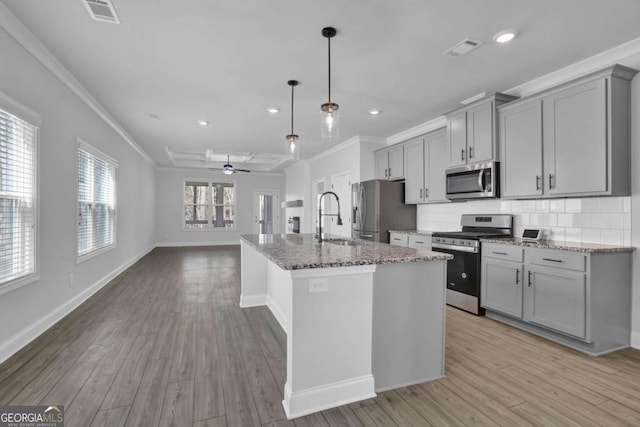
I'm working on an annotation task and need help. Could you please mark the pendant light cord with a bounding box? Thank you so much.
[290,83,295,134]
[327,36,331,103]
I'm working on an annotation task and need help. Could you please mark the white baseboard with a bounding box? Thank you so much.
[374,375,444,393]
[283,375,376,419]
[632,331,640,349]
[267,295,289,334]
[239,294,267,308]
[0,245,155,364]
[155,240,239,247]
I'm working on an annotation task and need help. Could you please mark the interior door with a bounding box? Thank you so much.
[253,190,280,234]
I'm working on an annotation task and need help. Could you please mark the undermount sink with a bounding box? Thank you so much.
[321,238,362,246]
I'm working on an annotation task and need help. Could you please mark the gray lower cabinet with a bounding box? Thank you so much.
[389,232,408,247]
[481,242,631,355]
[499,64,638,199]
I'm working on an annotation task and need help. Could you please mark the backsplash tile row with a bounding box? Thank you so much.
[416,196,631,246]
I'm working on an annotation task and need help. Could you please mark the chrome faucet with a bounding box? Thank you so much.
[318,191,343,243]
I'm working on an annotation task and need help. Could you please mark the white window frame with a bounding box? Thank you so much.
[0,92,40,296]
[77,139,118,264]
[183,179,236,231]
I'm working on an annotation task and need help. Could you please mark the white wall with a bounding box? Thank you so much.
[418,197,631,245]
[0,28,156,360]
[284,160,311,233]
[154,168,285,245]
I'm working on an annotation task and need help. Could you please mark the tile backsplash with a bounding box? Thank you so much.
[417,196,631,246]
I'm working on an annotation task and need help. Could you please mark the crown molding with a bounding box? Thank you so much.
[308,135,364,163]
[0,3,154,166]
[504,37,640,98]
[386,116,447,145]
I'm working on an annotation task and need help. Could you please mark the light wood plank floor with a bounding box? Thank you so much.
[1,246,640,426]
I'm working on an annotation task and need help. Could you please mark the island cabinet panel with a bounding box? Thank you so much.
[481,240,632,356]
[498,64,637,199]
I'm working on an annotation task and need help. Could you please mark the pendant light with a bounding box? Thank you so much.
[321,26,339,140]
[286,80,300,160]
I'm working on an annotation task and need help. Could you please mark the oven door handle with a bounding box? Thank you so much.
[432,242,478,253]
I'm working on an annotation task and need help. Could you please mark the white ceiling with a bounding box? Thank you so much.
[3,0,640,170]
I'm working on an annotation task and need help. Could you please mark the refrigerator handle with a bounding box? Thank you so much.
[360,185,366,226]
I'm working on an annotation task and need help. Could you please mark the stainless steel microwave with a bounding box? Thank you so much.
[445,162,499,200]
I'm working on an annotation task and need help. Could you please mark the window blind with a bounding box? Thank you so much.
[78,144,116,257]
[0,108,36,286]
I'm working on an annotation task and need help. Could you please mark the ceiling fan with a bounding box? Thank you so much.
[209,155,251,175]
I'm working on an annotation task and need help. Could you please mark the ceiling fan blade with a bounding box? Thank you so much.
[234,168,251,173]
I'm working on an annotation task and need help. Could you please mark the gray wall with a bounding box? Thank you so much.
[0,28,156,357]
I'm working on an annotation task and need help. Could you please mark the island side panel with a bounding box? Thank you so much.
[283,266,377,418]
[239,240,268,307]
[372,260,446,391]
[267,259,293,334]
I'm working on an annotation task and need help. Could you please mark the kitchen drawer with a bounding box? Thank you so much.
[389,232,409,246]
[526,248,586,272]
[482,243,523,262]
[408,234,431,250]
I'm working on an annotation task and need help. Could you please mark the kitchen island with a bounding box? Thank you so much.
[239,233,452,419]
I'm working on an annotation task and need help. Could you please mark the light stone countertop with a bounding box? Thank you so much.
[240,233,453,270]
[481,237,635,253]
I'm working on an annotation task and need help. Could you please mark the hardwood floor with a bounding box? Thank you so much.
[2,245,640,426]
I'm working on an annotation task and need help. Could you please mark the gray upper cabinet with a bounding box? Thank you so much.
[500,100,543,198]
[375,145,404,181]
[446,93,518,167]
[499,64,638,199]
[404,130,448,204]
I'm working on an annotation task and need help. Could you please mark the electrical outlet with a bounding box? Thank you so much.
[308,278,328,293]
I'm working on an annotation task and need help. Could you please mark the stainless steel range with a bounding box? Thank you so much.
[431,214,513,315]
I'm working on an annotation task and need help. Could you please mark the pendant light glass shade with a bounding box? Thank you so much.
[286,80,300,160]
[321,27,339,140]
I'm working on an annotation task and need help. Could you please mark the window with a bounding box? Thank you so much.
[184,181,235,229]
[0,106,36,287]
[77,142,117,260]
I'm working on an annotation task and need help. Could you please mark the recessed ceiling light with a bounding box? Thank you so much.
[494,29,518,44]
[368,109,381,116]
[198,120,209,126]
[267,107,280,114]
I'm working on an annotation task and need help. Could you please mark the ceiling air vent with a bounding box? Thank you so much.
[443,38,483,57]
[82,0,121,24]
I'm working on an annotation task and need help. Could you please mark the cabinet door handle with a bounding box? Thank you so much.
[388,168,392,177]
[415,241,424,244]
[542,258,563,263]
[461,148,465,161]
[549,174,555,189]
[425,188,429,198]
[536,175,541,191]
[468,146,473,159]
[384,168,388,178]
[492,251,508,255]
[419,188,423,199]
[516,269,520,285]
[528,271,533,287]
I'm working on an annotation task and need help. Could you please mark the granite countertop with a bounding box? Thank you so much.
[240,233,453,270]
[388,230,437,236]
[481,237,635,254]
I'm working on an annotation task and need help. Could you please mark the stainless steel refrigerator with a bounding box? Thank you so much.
[351,179,416,243]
